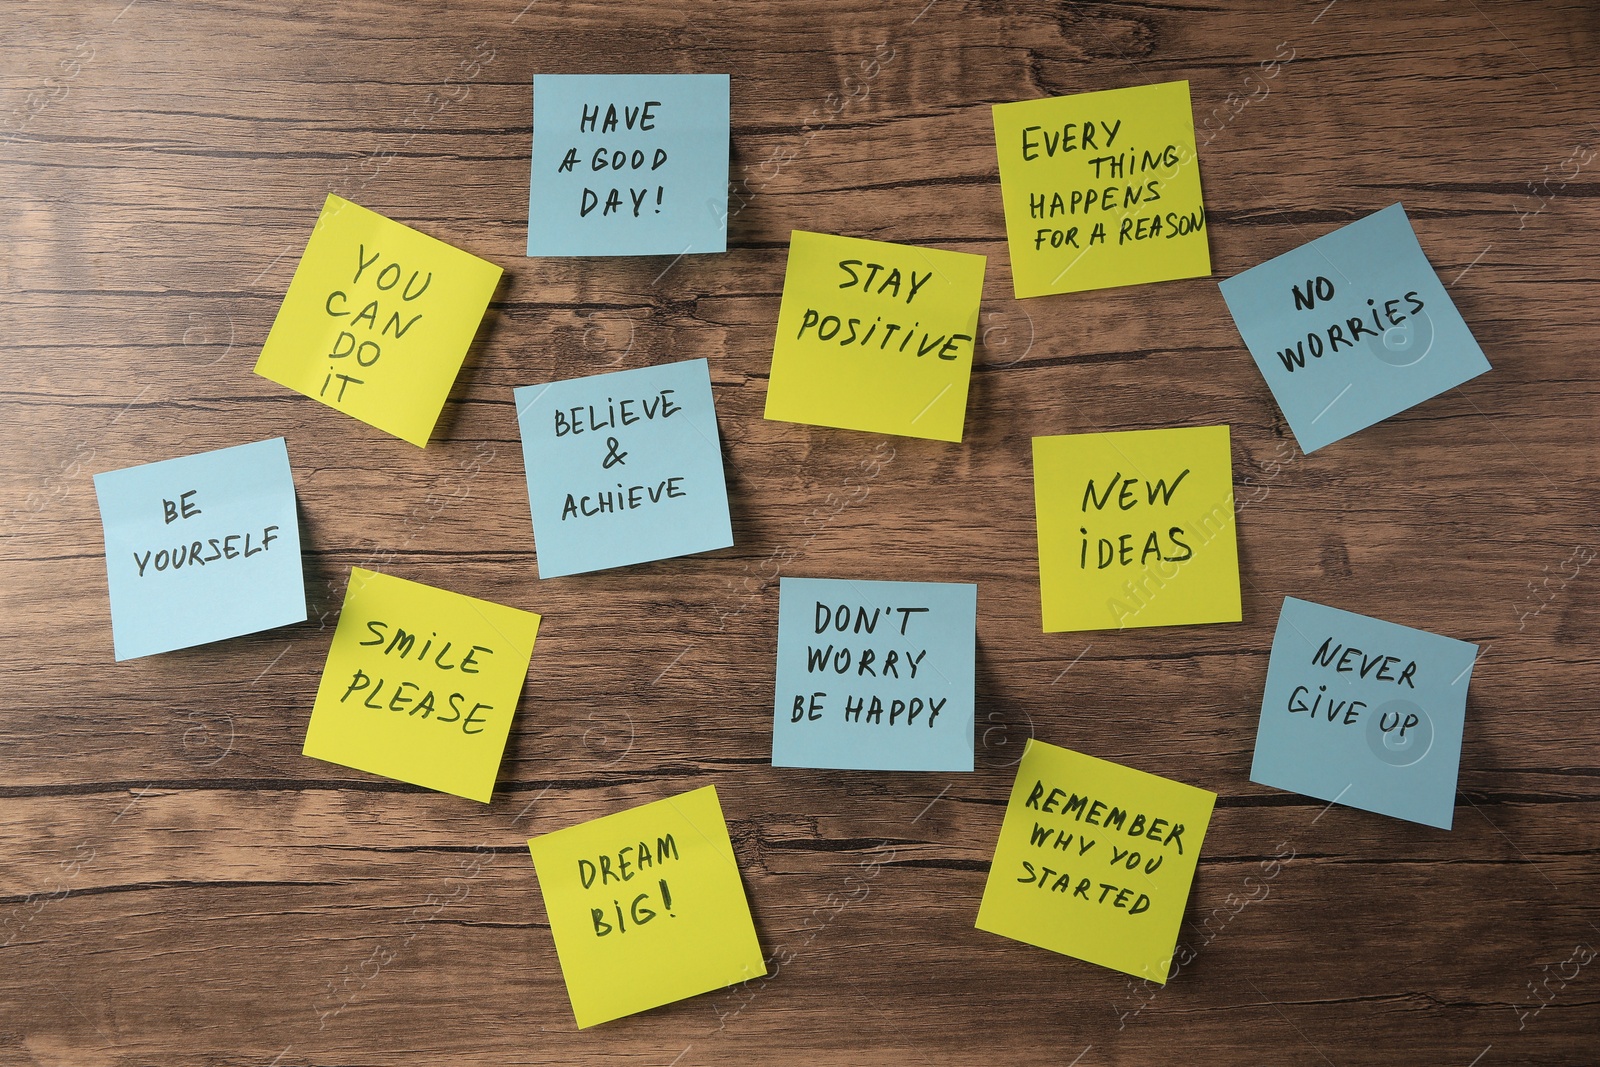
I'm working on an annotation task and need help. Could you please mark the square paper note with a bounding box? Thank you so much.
[302,568,540,803]
[527,785,766,1028]
[771,577,977,772]
[992,80,1209,298]
[528,74,730,256]
[1250,596,1478,829]
[1033,426,1240,633]
[94,437,305,661]
[256,194,503,446]
[1218,202,1491,453]
[514,358,733,578]
[764,231,987,442]
[977,738,1216,983]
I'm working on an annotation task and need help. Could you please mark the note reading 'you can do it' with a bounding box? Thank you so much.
[255,195,503,447]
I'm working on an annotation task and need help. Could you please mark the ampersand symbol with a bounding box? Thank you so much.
[602,436,628,469]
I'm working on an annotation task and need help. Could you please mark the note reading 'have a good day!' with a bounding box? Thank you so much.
[527,785,766,1028]
[977,738,1215,983]
[302,568,540,803]
[256,195,503,447]
[529,74,730,257]
[765,230,986,443]
[993,80,1209,298]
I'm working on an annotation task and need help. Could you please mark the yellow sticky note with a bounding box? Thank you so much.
[302,568,539,803]
[764,230,986,442]
[255,195,503,447]
[1033,425,1241,633]
[527,785,766,1028]
[976,738,1216,983]
[992,81,1209,298]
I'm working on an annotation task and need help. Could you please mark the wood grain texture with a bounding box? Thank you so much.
[2,0,1597,1063]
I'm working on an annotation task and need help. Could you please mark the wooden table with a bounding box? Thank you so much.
[2,2,1596,1063]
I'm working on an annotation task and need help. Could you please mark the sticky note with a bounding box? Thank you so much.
[527,785,766,1028]
[514,358,733,578]
[1218,203,1491,453]
[977,738,1215,983]
[93,438,306,661]
[528,74,730,257]
[771,577,977,771]
[1250,597,1478,829]
[764,231,987,442]
[302,568,539,803]
[992,81,1209,298]
[255,194,503,447]
[1033,426,1240,633]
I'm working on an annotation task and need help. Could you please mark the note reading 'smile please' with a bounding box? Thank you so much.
[302,568,539,803]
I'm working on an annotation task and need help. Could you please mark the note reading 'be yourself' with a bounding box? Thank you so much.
[94,437,306,661]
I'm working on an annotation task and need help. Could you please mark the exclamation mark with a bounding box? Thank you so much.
[655,186,663,214]
[660,878,674,917]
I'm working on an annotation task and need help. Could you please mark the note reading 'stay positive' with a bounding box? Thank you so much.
[528,74,730,256]
[1251,597,1478,829]
[1033,425,1241,633]
[514,358,733,578]
[527,785,766,1028]
[977,739,1215,983]
[301,568,540,803]
[771,577,978,772]
[1218,202,1491,453]
[254,195,503,447]
[93,438,306,661]
[992,80,1210,298]
[764,230,987,443]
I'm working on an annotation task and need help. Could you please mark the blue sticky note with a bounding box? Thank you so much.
[771,577,977,772]
[528,74,730,257]
[93,438,306,661]
[514,358,733,578]
[1250,597,1479,829]
[1219,203,1490,453]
